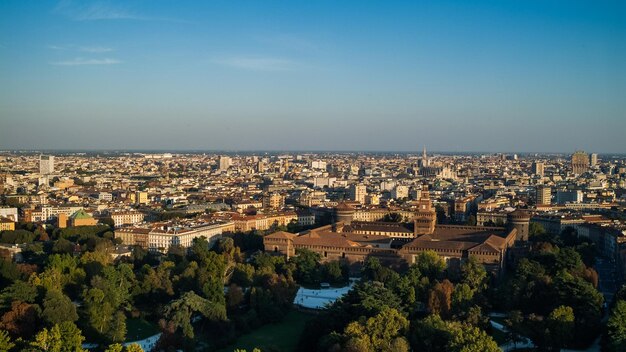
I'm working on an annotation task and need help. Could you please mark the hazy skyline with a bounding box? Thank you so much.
[1,0,625,153]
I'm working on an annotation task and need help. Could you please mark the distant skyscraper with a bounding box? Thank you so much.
[590,153,598,167]
[571,151,589,175]
[39,155,54,175]
[532,161,545,177]
[256,159,265,172]
[349,184,367,204]
[218,156,232,171]
[536,185,551,206]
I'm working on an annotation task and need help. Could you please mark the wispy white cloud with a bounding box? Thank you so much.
[53,0,191,23]
[51,57,121,66]
[47,44,114,53]
[79,46,114,53]
[54,0,140,21]
[213,56,300,71]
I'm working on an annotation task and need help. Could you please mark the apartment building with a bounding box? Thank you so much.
[231,212,298,232]
[115,221,235,252]
[26,205,83,222]
[109,211,145,227]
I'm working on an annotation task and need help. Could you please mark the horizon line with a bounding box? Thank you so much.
[0,148,623,156]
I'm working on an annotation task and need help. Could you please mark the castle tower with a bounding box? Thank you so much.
[335,202,355,225]
[507,209,531,241]
[414,185,436,235]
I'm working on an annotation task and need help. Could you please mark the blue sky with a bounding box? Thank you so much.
[0,0,624,152]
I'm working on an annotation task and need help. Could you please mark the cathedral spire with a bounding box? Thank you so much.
[421,146,429,167]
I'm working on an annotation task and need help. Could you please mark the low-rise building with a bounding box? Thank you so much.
[68,209,98,227]
[115,220,235,252]
[531,214,585,235]
[109,211,145,227]
[27,205,83,222]
[0,207,18,222]
[0,217,15,231]
[231,212,297,232]
[262,192,285,210]
[297,211,316,227]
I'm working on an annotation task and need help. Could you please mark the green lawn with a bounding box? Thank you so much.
[219,310,314,352]
[126,317,160,341]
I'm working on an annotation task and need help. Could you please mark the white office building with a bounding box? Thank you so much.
[39,155,54,175]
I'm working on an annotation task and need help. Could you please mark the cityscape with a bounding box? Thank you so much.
[1,150,625,351]
[1,1,626,352]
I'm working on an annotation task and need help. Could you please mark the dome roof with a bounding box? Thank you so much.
[508,209,530,220]
[335,202,355,212]
[70,209,93,220]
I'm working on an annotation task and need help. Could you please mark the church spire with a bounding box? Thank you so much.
[421,146,429,167]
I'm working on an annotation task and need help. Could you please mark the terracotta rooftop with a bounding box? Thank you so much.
[404,239,478,252]
[294,231,392,248]
[265,231,297,240]
[343,221,413,234]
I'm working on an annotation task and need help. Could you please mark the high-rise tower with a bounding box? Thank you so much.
[349,184,367,204]
[536,185,551,206]
[571,151,589,175]
[39,155,54,175]
[218,156,232,171]
[590,153,598,167]
[532,161,544,177]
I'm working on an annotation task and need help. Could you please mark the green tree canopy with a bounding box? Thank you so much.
[607,300,626,352]
[447,323,499,352]
[42,290,78,325]
[409,314,498,352]
[290,248,322,285]
[163,291,227,339]
[0,329,15,351]
[343,307,409,352]
[414,251,446,281]
[461,256,487,292]
[30,321,85,352]
[0,280,38,309]
[546,305,575,351]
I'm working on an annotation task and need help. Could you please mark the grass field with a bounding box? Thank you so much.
[219,310,314,352]
[126,317,160,341]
